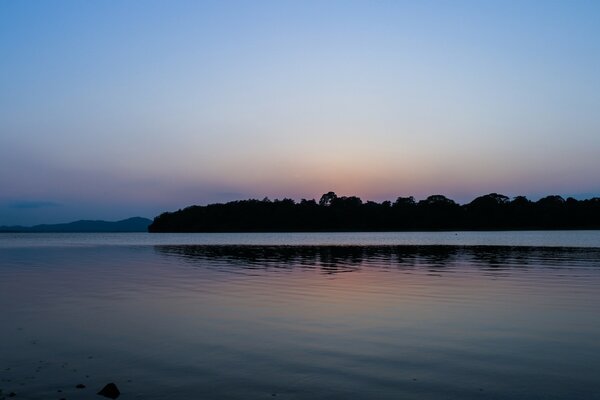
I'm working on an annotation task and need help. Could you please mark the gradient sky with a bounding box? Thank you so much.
[1,1,600,225]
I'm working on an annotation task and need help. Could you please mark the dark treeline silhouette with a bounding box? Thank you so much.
[148,192,600,232]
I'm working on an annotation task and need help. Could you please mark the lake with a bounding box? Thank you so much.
[1,232,599,399]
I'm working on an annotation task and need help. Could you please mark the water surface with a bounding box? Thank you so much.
[1,230,600,247]
[1,235,599,399]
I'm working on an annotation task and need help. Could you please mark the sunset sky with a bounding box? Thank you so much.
[2,1,600,225]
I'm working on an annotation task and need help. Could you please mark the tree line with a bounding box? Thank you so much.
[148,192,600,232]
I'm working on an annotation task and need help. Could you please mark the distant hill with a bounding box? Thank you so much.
[0,217,152,233]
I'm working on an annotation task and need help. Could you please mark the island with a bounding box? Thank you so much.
[148,192,600,232]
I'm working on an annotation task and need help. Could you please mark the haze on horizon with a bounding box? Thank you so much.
[1,1,600,225]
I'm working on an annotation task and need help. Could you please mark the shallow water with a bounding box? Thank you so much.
[1,237,600,399]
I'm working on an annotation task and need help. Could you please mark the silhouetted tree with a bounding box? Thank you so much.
[466,193,511,228]
[420,195,456,206]
[393,196,416,207]
[319,191,338,206]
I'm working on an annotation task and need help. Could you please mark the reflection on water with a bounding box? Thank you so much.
[156,244,600,275]
[1,244,599,400]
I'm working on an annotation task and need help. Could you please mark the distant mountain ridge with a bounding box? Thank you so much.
[0,217,152,233]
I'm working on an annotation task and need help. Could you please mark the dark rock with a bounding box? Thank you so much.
[75,384,85,389]
[97,383,120,399]
[8,392,16,397]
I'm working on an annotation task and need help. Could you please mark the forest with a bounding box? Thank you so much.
[148,192,600,232]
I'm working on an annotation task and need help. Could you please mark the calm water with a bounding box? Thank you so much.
[1,230,600,247]
[1,233,600,399]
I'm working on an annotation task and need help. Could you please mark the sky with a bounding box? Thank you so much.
[1,0,600,225]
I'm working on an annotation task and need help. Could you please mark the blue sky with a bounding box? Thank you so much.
[1,1,600,225]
